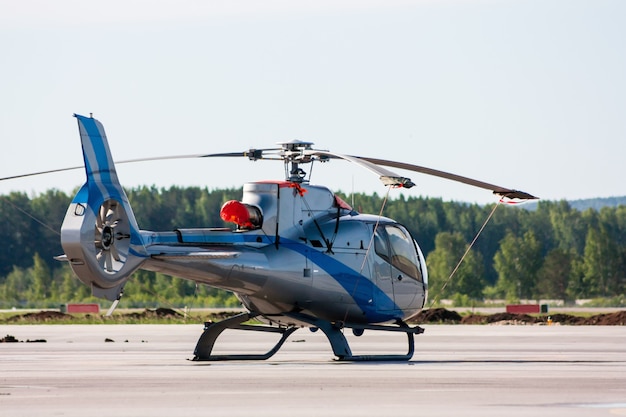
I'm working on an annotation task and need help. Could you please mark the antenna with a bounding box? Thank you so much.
[351,174,355,207]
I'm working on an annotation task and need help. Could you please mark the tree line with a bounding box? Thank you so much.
[0,186,625,308]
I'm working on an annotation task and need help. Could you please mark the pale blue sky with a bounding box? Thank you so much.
[1,0,624,204]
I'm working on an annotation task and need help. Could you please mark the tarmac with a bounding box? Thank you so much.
[1,323,625,417]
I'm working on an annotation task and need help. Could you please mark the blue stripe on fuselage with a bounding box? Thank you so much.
[280,237,400,322]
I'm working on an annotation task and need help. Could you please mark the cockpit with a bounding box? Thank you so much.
[374,224,423,282]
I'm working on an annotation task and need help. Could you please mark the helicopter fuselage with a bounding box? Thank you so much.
[139,181,428,325]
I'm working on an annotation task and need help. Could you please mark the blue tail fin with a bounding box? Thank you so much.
[60,114,147,301]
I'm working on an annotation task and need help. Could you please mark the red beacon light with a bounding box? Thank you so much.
[220,200,263,229]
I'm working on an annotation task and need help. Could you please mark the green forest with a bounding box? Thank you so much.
[1,186,625,309]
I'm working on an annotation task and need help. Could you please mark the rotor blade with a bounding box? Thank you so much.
[97,205,106,228]
[307,151,416,188]
[109,245,121,262]
[114,147,284,163]
[104,251,113,272]
[96,250,105,268]
[0,154,212,182]
[0,165,86,182]
[0,149,281,182]
[355,156,537,200]
[104,205,117,224]
[117,152,248,163]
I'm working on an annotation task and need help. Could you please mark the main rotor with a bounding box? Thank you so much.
[1,125,537,200]
[241,140,415,188]
[237,140,328,183]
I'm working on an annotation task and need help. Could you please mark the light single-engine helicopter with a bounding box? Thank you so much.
[10,114,537,361]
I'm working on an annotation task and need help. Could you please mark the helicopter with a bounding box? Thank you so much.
[12,114,537,361]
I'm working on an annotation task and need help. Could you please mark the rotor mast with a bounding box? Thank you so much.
[278,140,317,183]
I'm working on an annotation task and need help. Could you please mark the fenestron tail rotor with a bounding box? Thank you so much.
[94,199,131,274]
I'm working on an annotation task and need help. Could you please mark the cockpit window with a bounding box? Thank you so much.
[374,224,422,281]
[386,226,421,280]
[374,227,391,263]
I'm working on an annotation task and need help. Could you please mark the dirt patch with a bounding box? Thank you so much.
[0,334,46,343]
[485,312,537,324]
[542,314,586,325]
[413,308,462,324]
[459,314,485,324]
[412,308,626,325]
[580,311,626,325]
[6,310,72,323]
[1,334,19,343]
[124,307,184,319]
[457,313,535,325]
[3,308,188,323]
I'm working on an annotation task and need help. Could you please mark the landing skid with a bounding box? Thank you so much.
[288,313,425,361]
[192,311,424,362]
[192,312,298,361]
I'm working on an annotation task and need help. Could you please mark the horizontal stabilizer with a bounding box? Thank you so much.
[152,251,240,261]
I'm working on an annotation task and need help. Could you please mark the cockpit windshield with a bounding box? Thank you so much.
[374,224,423,281]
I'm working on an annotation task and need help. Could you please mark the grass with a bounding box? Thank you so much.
[0,308,240,325]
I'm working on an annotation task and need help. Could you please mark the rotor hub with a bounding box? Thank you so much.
[277,140,316,183]
[101,225,114,250]
[277,140,314,153]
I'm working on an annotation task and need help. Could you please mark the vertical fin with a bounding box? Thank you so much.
[61,114,146,301]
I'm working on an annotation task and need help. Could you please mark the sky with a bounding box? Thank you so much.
[1,0,624,205]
